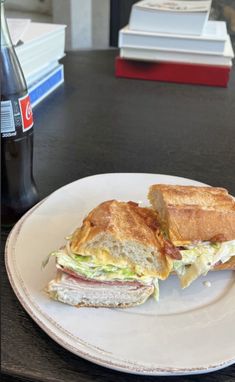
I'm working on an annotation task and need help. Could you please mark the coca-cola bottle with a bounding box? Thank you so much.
[1,0,39,227]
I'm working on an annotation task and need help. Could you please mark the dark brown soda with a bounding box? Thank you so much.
[1,1,39,227]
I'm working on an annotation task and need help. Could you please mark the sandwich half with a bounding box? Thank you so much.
[148,184,235,288]
[46,200,178,307]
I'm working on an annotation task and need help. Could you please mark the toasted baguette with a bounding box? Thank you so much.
[70,200,172,280]
[212,256,235,271]
[148,185,235,246]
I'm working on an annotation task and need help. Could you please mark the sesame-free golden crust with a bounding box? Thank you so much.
[149,185,234,210]
[70,200,162,252]
[212,256,235,271]
[166,206,235,245]
[148,185,235,245]
[69,200,174,279]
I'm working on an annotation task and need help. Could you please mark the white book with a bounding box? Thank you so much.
[7,18,31,45]
[129,0,212,35]
[120,35,234,67]
[8,21,66,78]
[119,21,227,54]
[25,60,60,87]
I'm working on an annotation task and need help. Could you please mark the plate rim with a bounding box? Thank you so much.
[5,173,235,376]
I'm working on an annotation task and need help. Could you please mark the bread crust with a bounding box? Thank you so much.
[212,256,235,271]
[69,200,174,279]
[148,184,235,245]
[70,200,161,251]
[73,299,149,308]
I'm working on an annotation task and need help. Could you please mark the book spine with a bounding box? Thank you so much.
[119,30,226,55]
[115,57,230,87]
[29,65,64,108]
[120,47,232,67]
[25,61,60,87]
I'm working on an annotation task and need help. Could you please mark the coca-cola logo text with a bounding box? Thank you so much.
[19,95,34,131]
[26,101,32,121]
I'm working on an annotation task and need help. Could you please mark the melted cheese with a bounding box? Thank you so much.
[83,248,130,268]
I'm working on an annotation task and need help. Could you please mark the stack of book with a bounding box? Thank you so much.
[8,19,66,107]
[116,0,234,87]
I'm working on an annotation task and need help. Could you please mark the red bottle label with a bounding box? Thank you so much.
[19,94,34,131]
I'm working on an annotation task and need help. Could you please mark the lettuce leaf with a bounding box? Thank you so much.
[49,250,154,284]
[173,240,235,288]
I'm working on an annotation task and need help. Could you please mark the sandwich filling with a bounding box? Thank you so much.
[45,234,235,302]
[45,239,160,301]
[173,240,235,288]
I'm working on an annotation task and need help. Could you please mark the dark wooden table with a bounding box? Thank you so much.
[1,50,235,382]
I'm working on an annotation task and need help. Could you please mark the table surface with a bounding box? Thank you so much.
[2,49,235,382]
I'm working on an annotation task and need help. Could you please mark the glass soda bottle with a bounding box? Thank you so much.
[1,0,39,227]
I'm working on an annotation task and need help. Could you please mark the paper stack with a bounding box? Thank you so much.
[116,0,234,87]
[8,19,66,107]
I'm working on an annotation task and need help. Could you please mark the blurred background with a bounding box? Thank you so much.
[5,0,235,50]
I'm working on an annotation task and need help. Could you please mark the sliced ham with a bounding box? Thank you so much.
[56,264,148,287]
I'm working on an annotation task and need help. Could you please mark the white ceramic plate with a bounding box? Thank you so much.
[5,173,235,376]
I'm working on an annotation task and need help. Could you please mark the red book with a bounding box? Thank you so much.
[115,56,231,87]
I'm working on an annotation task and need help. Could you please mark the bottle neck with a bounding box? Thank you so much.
[1,1,14,48]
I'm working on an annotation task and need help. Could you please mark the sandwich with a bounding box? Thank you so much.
[45,185,235,307]
[45,200,179,308]
[148,185,235,288]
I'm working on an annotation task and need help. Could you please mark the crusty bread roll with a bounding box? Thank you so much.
[148,184,235,246]
[70,200,173,280]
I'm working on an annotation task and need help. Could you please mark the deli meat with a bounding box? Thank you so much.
[56,264,148,287]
